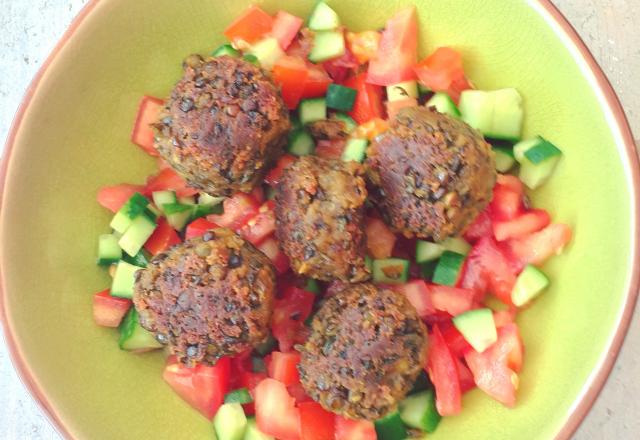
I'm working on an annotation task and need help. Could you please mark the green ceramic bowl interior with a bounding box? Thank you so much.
[0,0,635,439]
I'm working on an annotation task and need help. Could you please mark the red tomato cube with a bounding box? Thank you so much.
[255,378,301,440]
[299,402,336,440]
[92,289,131,327]
[131,96,163,156]
[268,351,302,386]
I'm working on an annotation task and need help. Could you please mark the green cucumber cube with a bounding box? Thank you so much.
[97,234,122,266]
[399,389,441,433]
[440,237,471,255]
[416,240,444,263]
[249,37,285,71]
[326,84,357,111]
[309,30,345,63]
[163,203,193,231]
[111,260,143,299]
[212,43,240,58]
[372,258,410,284]
[426,92,461,118]
[432,251,465,286]
[308,1,341,31]
[299,98,327,125]
[118,308,162,351]
[514,136,563,189]
[374,411,407,440]
[288,130,316,156]
[118,214,157,257]
[152,191,177,214]
[459,88,524,141]
[511,264,550,307]
[453,308,497,353]
[341,138,368,163]
[110,192,150,234]
[493,146,516,172]
[333,112,357,133]
[244,418,274,440]
[214,403,247,440]
[224,388,254,405]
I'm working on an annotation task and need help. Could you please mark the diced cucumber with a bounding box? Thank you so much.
[387,80,419,102]
[244,418,274,440]
[426,92,461,118]
[179,195,196,205]
[97,234,122,266]
[374,411,407,440]
[326,84,357,111]
[372,258,410,284]
[440,237,471,256]
[192,204,220,220]
[118,308,162,351]
[416,240,444,264]
[243,54,259,65]
[308,1,340,31]
[309,30,345,63]
[214,403,247,440]
[152,191,177,214]
[123,250,150,268]
[494,146,516,172]
[333,112,357,133]
[213,43,241,58]
[459,88,524,141]
[111,260,143,299]
[365,255,373,272]
[341,138,368,163]
[432,251,465,286]
[225,388,254,405]
[118,214,157,257]
[299,98,327,125]
[453,308,497,353]
[511,264,550,307]
[420,260,438,281]
[287,130,315,156]
[399,389,441,433]
[513,136,563,189]
[249,37,285,71]
[199,192,225,207]
[304,278,321,295]
[147,204,162,218]
[110,193,150,234]
[163,203,193,231]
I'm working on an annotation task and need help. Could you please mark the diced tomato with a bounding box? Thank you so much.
[145,168,198,198]
[271,11,304,50]
[465,324,523,407]
[144,217,181,255]
[386,97,418,120]
[258,238,291,274]
[299,402,336,440]
[427,325,462,416]
[224,5,274,44]
[460,237,516,305]
[314,139,346,159]
[346,31,381,64]
[344,73,386,124]
[428,285,475,316]
[414,47,468,100]
[251,186,265,204]
[504,223,573,268]
[265,154,297,186]
[273,56,310,109]
[288,382,313,404]
[493,309,517,329]
[268,351,301,386]
[185,218,218,240]
[272,287,315,352]
[335,416,376,440]
[255,378,301,440]
[367,6,418,85]
[92,289,131,327]
[490,175,525,221]
[351,117,389,141]
[493,209,551,241]
[440,323,473,358]
[323,42,358,83]
[365,217,397,259]
[454,356,476,393]
[130,96,163,156]
[241,371,268,392]
[394,280,435,318]
[208,193,260,230]
[239,201,276,246]
[463,209,494,243]
[301,65,333,99]
[163,356,231,420]
[97,184,146,213]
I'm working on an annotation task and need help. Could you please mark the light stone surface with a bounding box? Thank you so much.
[0,0,638,439]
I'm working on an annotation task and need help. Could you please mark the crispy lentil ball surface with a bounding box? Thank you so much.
[275,156,370,282]
[132,228,275,366]
[366,106,496,241]
[298,283,428,420]
[154,55,291,197]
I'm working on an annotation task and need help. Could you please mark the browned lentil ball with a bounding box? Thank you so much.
[275,156,370,282]
[298,283,428,420]
[132,228,275,366]
[154,55,291,197]
[366,106,496,241]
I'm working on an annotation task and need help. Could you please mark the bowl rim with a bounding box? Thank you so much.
[0,1,638,439]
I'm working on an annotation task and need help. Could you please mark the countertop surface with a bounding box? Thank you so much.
[0,0,638,439]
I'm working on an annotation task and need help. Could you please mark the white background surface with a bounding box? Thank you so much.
[0,0,639,438]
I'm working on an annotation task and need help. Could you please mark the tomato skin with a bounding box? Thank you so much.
[299,402,336,440]
[367,6,418,85]
[257,237,291,274]
[504,223,572,268]
[490,176,525,221]
[463,209,494,243]
[92,289,131,328]
[265,154,297,186]
[346,31,381,64]
[271,287,315,352]
[223,5,274,44]
[493,209,551,241]
[322,43,358,83]
[314,139,346,159]
[268,351,302,386]
[97,184,146,213]
[300,66,333,99]
[145,168,198,198]
[440,322,473,358]
[255,378,301,440]
[208,193,260,230]
[271,11,304,50]
[427,325,462,416]
[131,96,163,156]
[273,56,310,109]
[393,280,435,318]
[427,285,476,316]
[365,217,397,259]
[185,218,218,240]
[334,416,376,440]
[145,217,181,255]
[162,356,231,420]
[454,356,476,393]
[344,73,385,124]
[239,201,276,246]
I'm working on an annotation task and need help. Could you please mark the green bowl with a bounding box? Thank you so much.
[1,0,638,439]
